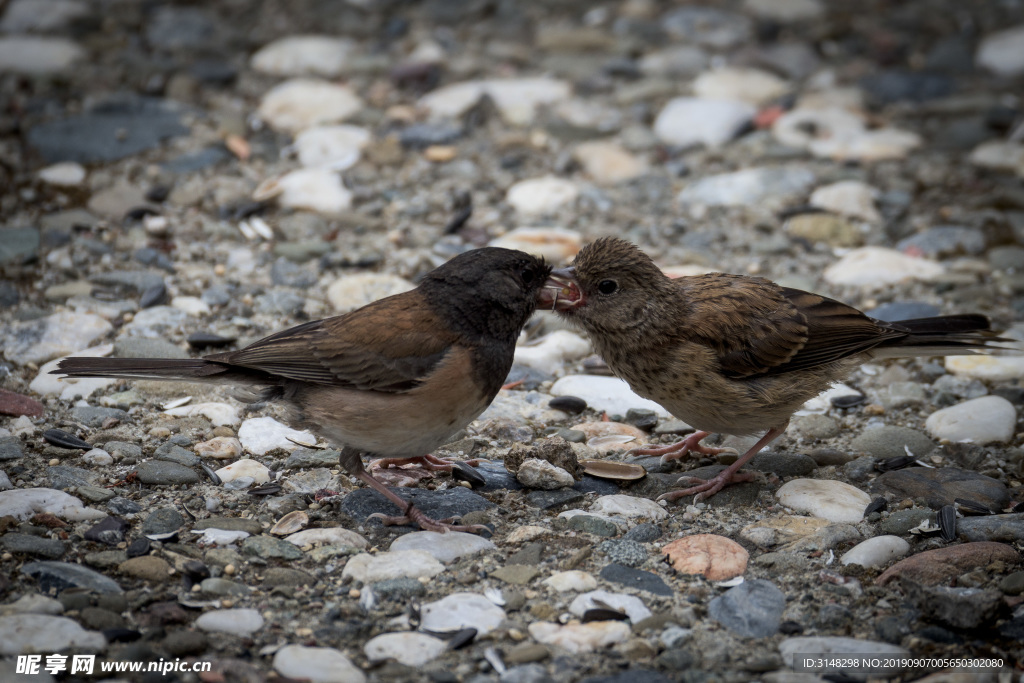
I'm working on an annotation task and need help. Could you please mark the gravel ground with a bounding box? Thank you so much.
[1,1,1023,682]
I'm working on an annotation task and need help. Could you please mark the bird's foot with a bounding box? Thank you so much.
[367,506,488,534]
[657,470,756,504]
[370,453,457,472]
[628,431,737,464]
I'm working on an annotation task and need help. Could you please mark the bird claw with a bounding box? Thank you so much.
[657,470,756,504]
[627,431,737,464]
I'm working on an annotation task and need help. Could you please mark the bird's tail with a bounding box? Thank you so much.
[871,314,1017,359]
[54,357,240,382]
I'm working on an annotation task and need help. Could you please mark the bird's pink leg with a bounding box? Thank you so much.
[657,423,788,504]
[370,453,488,472]
[630,430,737,464]
[356,470,487,534]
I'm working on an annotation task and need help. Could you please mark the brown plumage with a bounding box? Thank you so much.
[56,247,551,532]
[539,237,1011,502]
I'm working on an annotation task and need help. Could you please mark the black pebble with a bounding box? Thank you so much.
[43,429,91,450]
[549,395,587,414]
[831,394,866,409]
[139,282,167,308]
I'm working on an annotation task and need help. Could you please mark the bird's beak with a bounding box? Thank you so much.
[538,267,584,312]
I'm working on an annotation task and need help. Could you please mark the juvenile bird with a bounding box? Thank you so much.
[56,247,551,532]
[540,237,1010,502]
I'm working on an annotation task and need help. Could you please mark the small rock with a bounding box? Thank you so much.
[875,542,1019,586]
[389,530,495,563]
[195,608,264,636]
[589,495,666,521]
[0,614,104,655]
[543,570,597,593]
[250,35,355,78]
[4,312,112,365]
[420,592,505,635]
[573,141,648,184]
[598,564,673,596]
[241,536,303,560]
[823,247,944,288]
[945,355,1024,382]
[118,556,171,582]
[21,560,122,594]
[776,479,871,523]
[214,459,271,485]
[273,644,365,683]
[491,229,583,266]
[957,514,1024,543]
[513,330,591,375]
[840,536,910,568]
[326,273,414,313]
[872,468,1008,512]
[286,527,367,549]
[551,376,670,418]
[0,488,104,522]
[677,167,815,209]
[850,425,935,459]
[976,24,1024,77]
[134,461,199,486]
[365,632,446,667]
[708,579,785,637]
[786,214,863,248]
[692,67,788,105]
[662,534,748,580]
[506,176,579,216]
[925,396,1016,444]
[528,621,630,654]
[569,589,651,622]
[517,459,575,490]
[342,550,444,583]
[257,78,363,133]
[238,417,316,455]
[779,637,910,678]
[653,97,755,149]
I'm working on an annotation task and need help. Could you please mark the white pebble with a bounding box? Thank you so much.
[969,141,1024,172]
[776,479,871,524]
[590,495,668,521]
[390,531,495,563]
[170,296,210,317]
[214,459,271,485]
[0,614,104,655]
[692,67,788,105]
[528,621,631,654]
[195,608,264,635]
[506,176,579,216]
[543,570,597,592]
[550,375,671,418]
[924,395,1016,445]
[517,459,575,490]
[569,589,652,622]
[823,247,944,288]
[286,527,368,549]
[326,273,414,313]
[250,35,355,77]
[164,402,240,427]
[295,124,371,169]
[342,550,444,583]
[677,167,816,208]
[945,354,1024,382]
[420,592,505,635]
[191,529,250,546]
[364,632,446,667]
[490,227,582,264]
[37,161,86,187]
[238,417,315,455]
[976,24,1024,77]
[257,78,363,134]
[654,97,755,149]
[573,141,648,184]
[193,436,243,459]
[0,488,104,522]
[5,312,112,366]
[514,330,591,376]
[81,448,112,466]
[840,536,910,568]
[254,168,352,215]
[419,77,570,125]
[809,180,881,223]
[273,644,366,683]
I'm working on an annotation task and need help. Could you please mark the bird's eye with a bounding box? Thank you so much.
[598,279,618,294]
[520,268,534,283]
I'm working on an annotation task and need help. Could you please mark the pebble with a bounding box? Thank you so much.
[194,436,243,459]
[0,488,104,522]
[342,550,444,583]
[589,495,667,521]
[823,247,944,287]
[517,459,575,490]
[945,355,1024,382]
[420,592,505,635]
[850,425,935,459]
[872,467,1008,512]
[969,141,1024,173]
[419,77,570,125]
[490,228,583,265]
[840,536,910,568]
[924,395,1016,445]
[876,542,1018,586]
[599,564,673,597]
[653,97,756,149]
[778,637,910,677]
[809,180,881,222]
[776,479,871,523]
[708,579,785,638]
[81,448,113,466]
[569,592,649,624]
[255,168,352,215]
[242,535,303,560]
[118,556,171,582]
[506,176,579,216]
[286,527,368,549]
[550,375,671,418]
[0,593,64,616]
[692,67,789,105]
[250,35,355,77]
[192,528,249,545]
[238,417,316,455]
[1,533,65,559]
[214,458,271,485]
[573,141,648,184]
[326,273,414,313]
[513,330,591,375]
[389,530,495,563]
[661,6,751,48]
[661,534,748,581]
[365,632,446,667]
[879,508,934,536]
[0,36,84,75]
[786,214,862,248]
[543,570,597,592]
[37,161,86,187]
[744,0,823,21]
[639,46,708,77]
[528,621,631,654]
[677,167,816,208]
[976,24,1024,77]
[257,78,363,133]
[21,560,122,594]
[906,583,1004,630]
[0,614,105,655]
[4,312,112,365]
[957,514,1024,543]
[192,608,264,636]
[134,460,199,486]
[273,644,366,683]
[295,125,371,169]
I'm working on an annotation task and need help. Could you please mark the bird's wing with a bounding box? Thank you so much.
[206,292,457,392]
[680,275,897,379]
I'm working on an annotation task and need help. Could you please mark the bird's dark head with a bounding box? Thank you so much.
[423,247,552,338]
[539,237,672,332]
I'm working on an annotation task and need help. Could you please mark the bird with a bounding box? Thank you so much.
[55,247,551,533]
[539,237,1011,503]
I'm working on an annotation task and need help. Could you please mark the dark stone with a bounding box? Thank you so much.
[83,516,129,546]
[866,301,940,322]
[872,468,1008,511]
[749,452,817,478]
[526,488,584,509]
[134,247,174,271]
[0,280,19,307]
[896,225,986,258]
[134,461,199,485]
[999,615,1024,640]
[566,515,618,537]
[108,497,142,515]
[957,514,1024,542]
[507,543,544,566]
[1,532,65,558]
[27,96,190,164]
[575,476,621,496]
[270,257,319,288]
[0,436,24,461]
[708,579,785,637]
[548,395,587,414]
[161,147,230,174]
[341,486,494,526]
[140,508,185,536]
[372,577,426,601]
[875,615,912,644]
[654,649,696,671]
[79,606,126,631]
[162,629,209,656]
[47,465,98,489]
[241,535,303,560]
[126,538,150,558]
[817,603,853,629]
[146,5,219,49]
[22,560,123,594]
[42,428,91,450]
[262,568,315,586]
[599,563,673,597]
[599,540,647,567]
[623,523,662,543]
[625,408,658,431]
[861,70,954,104]
[71,406,128,428]
[399,122,463,148]
[879,508,934,535]
[904,583,1004,630]
[0,227,40,265]
[190,59,238,86]
[504,364,553,391]
[153,442,199,467]
[90,270,165,293]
